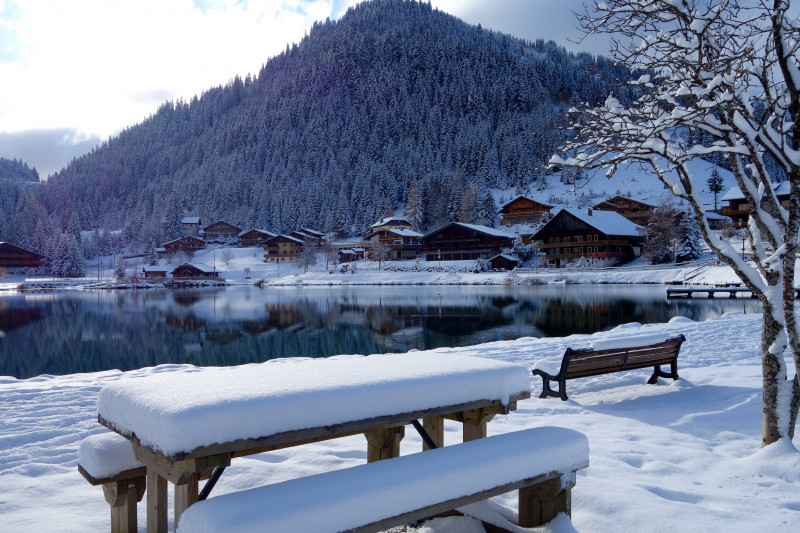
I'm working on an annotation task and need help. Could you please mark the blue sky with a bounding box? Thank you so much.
[0,0,597,177]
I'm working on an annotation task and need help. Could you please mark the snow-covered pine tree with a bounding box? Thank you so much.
[676,211,703,262]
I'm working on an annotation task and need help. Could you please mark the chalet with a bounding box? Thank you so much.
[421,223,515,261]
[161,236,205,255]
[533,208,644,268]
[289,229,324,243]
[239,229,276,248]
[338,248,365,262]
[592,196,656,225]
[203,221,241,242]
[499,196,553,226]
[364,228,423,260]
[489,254,521,271]
[264,234,304,262]
[141,265,168,278]
[0,242,45,268]
[181,216,202,236]
[171,263,220,279]
[721,182,790,226]
[370,216,413,233]
[299,228,326,240]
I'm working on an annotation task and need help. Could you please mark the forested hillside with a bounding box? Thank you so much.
[16,0,625,252]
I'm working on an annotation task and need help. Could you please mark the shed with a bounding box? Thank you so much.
[489,254,521,271]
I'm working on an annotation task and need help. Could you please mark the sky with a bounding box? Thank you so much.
[0,0,598,178]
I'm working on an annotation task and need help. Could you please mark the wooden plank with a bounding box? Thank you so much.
[422,416,444,450]
[364,426,405,462]
[78,463,147,486]
[146,469,168,533]
[101,394,529,462]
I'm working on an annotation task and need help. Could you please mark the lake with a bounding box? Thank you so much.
[0,284,762,379]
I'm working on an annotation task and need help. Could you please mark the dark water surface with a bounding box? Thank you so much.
[0,284,761,379]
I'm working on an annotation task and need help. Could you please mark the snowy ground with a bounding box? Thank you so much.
[1,310,799,532]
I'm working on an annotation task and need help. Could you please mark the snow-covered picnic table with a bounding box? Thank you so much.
[95,352,531,532]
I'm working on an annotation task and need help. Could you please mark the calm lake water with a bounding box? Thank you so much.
[0,284,762,379]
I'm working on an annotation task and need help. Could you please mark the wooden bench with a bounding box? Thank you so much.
[532,334,686,401]
[175,426,589,533]
[78,432,147,533]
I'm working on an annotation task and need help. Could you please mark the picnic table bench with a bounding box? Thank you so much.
[176,426,589,533]
[93,352,535,532]
[532,333,686,401]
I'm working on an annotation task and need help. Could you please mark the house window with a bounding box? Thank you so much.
[576,236,582,242]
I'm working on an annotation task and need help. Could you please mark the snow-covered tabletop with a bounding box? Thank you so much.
[97,352,531,459]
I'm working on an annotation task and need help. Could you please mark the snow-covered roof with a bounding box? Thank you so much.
[300,228,325,237]
[549,208,643,237]
[390,229,423,238]
[371,216,410,228]
[454,222,515,239]
[704,211,730,221]
[142,265,168,272]
[238,229,276,237]
[97,352,530,457]
[175,263,216,273]
[181,217,201,224]
[721,182,790,201]
[490,254,521,262]
[268,234,305,244]
[500,196,553,209]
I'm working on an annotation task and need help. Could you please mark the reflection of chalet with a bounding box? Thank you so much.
[203,221,241,241]
[421,223,514,261]
[533,209,643,268]
[161,236,205,255]
[364,228,423,260]
[0,242,45,268]
[238,229,276,248]
[721,182,790,226]
[592,196,656,225]
[0,303,43,331]
[499,196,553,226]
[266,304,302,329]
[165,315,205,331]
[171,263,220,278]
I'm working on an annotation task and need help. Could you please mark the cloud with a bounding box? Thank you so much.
[0,129,103,178]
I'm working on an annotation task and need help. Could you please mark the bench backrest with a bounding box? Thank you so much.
[562,335,685,380]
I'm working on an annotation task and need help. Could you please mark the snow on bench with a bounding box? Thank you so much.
[77,432,146,533]
[97,352,531,459]
[176,426,590,533]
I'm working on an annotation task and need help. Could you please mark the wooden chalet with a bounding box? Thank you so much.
[370,216,413,233]
[364,228,423,260]
[264,234,304,263]
[161,236,205,255]
[181,216,202,236]
[203,221,241,241]
[338,248,365,262]
[141,265,168,278]
[0,242,45,268]
[489,254,521,271]
[171,263,220,279]
[533,208,644,268]
[499,196,553,226]
[591,196,656,225]
[721,182,790,226]
[239,229,276,248]
[421,223,514,261]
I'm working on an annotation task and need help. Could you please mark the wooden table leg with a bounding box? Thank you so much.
[146,469,168,533]
[364,426,405,462]
[461,408,496,442]
[519,475,574,527]
[103,476,145,533]
[174,472,199,530]
[422,415,444,450]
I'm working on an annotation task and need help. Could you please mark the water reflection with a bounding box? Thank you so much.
[0,285,762,379]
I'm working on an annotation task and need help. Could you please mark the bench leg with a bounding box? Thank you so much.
[648,362,680,384]
[518,475,574,527]
[365,426,405,462]
[146,469,168,533]
[539,378,569,401]
[461,409,496,442]
[103,477,145,533]
[422,416,444,450]
[174,472,199,530]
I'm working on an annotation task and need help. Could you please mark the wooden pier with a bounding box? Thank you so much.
[666,286,800,299]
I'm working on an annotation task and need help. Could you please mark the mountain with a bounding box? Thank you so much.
[35,0,627,248]
[0,158,39,183]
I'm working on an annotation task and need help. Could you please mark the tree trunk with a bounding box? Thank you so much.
[761,306,787,447]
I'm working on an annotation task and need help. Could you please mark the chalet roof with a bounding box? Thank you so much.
[181,217,201,224]
[490,254,521,262]
[536,208,642,238]
[238,228,276,238]
[365,228,423,239]
[203,221,241,231]
[142,265,168,272]
[300,227,325,237]
[704,211,730,221]
[173,263,216,274]
[422,222,515,240]
[591,195,655,209]
[500,196,554,209]
[721,182,790,202]
[371,216,411,228]
[267,234,305,244]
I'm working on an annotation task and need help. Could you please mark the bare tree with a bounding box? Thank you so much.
[220,248,234,266]
[552,0,800,446]
[295,245,318,273]
[370,241,392,270]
